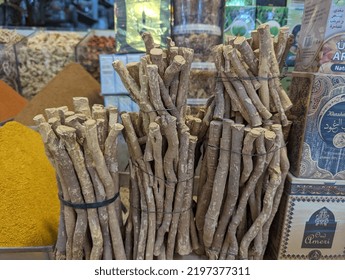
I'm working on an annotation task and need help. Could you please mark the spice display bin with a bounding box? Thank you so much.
[14,29,87,100]
[268,173,345,260]
[0,28,35,94]
[76,29,116,82]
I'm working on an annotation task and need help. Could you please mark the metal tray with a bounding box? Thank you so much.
[0,246,54,260]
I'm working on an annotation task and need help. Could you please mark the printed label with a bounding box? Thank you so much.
[318,90,345,149]
[301,207,337,249]
[173,24,221,36]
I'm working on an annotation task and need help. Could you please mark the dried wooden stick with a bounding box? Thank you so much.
[73,97,92,118]
[148,122,165,227]
[112,60,141,103]
[84,119,126,260]
[204,119,233,249]
[222,69,261,126]
[126,62,140,87]
[220,129,266,260]
[176,135,198,255]
[274,26,290,66]
[142,32,155,54]
[128,159,141,260]
[240,128,262,186]
[257,24,272,109]
[56,125,103,260]
[195,120,222,246]
[268,73,289,126]
[121,113,156,260]
[163,55,186,88]
[251,30,259,50]
[226,47,272,120]
[208,123,245,260]
[168,46,180,105]
[167,125,190,259]
[176,47,194,116]
[261,124,290,258]
[213,79,225,120]
[239,128,281,260]
[84,146,112,260]
[150,48,165,77]
[104,123,125,238]
[279,34,295,71]
[154,115,180,256]
[39,123,87,260]
[234,36,259,75]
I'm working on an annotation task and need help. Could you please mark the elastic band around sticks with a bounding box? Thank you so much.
[59,193,119,209]
[206,142,288,157]
[132,162,194,185]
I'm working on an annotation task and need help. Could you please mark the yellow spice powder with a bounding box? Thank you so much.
[0,121,60,247]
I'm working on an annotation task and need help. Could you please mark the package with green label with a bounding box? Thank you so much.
[294,0,345,74]
[172,0,224,62]
[256,6,288,36]
[224,6,256,38]
[114,0,171,53]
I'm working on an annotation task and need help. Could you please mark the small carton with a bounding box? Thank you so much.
[294,0,345,74]
[287,72,345,180]
[268,173,345,260]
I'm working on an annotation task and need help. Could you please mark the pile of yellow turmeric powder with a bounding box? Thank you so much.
[0,121,60,247]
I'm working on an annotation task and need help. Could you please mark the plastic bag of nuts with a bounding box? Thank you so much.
[76,30,116,82]
[15,30,85,100]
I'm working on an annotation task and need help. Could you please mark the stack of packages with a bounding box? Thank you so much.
[112,25,293,260]
[269,0,345,260]
[34,98,125,260]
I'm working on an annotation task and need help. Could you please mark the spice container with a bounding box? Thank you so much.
[172,0,225,62]
[76,29,116,82]
[15,29,86,100]
[0,28,35,93]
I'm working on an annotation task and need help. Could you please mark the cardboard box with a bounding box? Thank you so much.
[294,0,345,74]
[269,173,345,260]
[99,53,144,95]
[224,6,256,38]
[256,6,288,36]
[287,72,345,180]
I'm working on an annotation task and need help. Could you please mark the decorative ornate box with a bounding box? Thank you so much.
[268,173,345,260]
[287,72,345,180]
